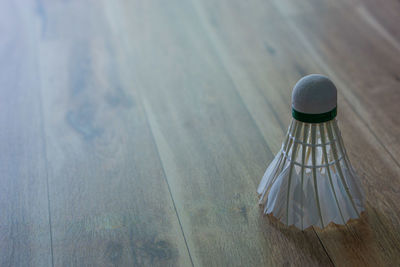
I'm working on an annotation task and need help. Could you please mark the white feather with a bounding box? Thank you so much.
[258,118,365,229]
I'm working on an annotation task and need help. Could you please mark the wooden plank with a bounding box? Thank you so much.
[0,2,52,266]
[271,0,342,16]
[282,3,400,161]
[276,5,400,265]
[189,0,400,265]
[3,0,399,265]
[34,1,192,265]
[355,0,400,46]
[103,1,334,266]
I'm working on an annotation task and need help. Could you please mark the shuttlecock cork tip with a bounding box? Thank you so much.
[292,74,337,123]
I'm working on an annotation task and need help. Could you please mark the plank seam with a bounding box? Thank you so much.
[188,0,356,264]
[356,5,400,54]
[189,0,278,159]
[312,228,335,266]
[140,100,195,267]
[270,0,400,263]
[37,60,55,267]
[276,3,400,170]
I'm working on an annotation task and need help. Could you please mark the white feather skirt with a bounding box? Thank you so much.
[257,119,365,229]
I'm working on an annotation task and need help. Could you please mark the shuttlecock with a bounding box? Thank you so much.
[258,74,364,230]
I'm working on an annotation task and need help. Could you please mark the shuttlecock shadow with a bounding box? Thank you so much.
[262,207,395,265]
[257,211,330,264]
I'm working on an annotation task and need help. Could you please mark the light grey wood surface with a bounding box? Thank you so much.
[1,0,400,266]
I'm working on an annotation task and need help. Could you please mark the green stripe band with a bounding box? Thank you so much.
[292,107,337,123]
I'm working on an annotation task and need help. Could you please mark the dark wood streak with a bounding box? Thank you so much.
[65,104,103,140]
[68,43,92,96]
[34,0,47,37]
[35,0,192,266]
[130,234,177,266]
[105,241,123,265]
[2,0,400,265]
[188,0,400,265]
[109,0,333,266]
[104,43,134,109]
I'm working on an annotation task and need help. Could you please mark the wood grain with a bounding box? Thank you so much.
[1,0,400,266]
[0,1,52,266]
[285,3,400,162]
[34,0,192,266]
[189,0,400,265]
[103,1,334,266]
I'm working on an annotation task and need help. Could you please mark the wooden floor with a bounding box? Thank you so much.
[1,0,400,266]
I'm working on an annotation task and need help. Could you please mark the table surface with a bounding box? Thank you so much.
[2,0,400,266]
